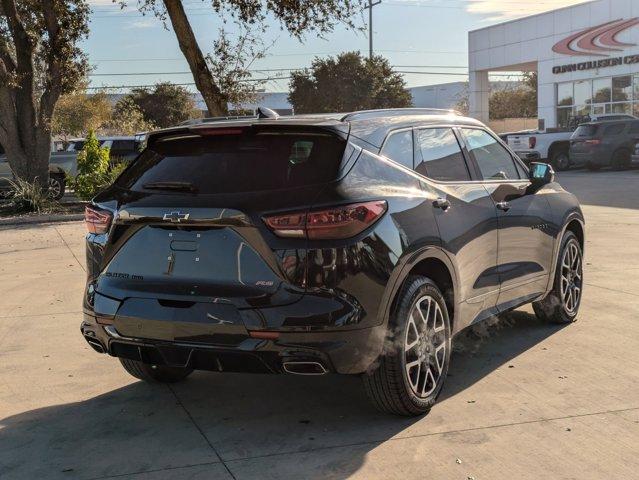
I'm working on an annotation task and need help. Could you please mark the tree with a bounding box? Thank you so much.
[122,0,366,116]
[52,89,112,140]
[72,130,110,200]
[121,82,198,129]
[288,52,413,114]
[489,75,538,120]
[102,96,155,135]
[0,1,89,188]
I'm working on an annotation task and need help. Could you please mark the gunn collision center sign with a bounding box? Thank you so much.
[552,18,639,74]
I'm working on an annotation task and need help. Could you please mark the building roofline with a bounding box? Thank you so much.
[469,0,596,33]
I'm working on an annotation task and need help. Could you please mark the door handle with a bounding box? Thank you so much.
[433,197,451,211]
[496,201,511,212]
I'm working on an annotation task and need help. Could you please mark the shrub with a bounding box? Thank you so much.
[6,177,55,214]
[72,131,111,200]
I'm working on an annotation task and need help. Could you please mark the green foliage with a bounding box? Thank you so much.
[6,178,55,214]
[72,131,111,200]
[120,82,199,129]
[489,86,538,120]
[104,97,156,135]
[288,52,413,114]
[52,89,113,138]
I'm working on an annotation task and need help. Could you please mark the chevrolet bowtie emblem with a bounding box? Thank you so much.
[163,211,190,223]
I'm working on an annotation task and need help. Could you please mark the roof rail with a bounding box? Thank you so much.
[178,115,259,126]
[341,108,462,122]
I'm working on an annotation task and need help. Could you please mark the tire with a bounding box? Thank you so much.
[551,150,570,171]
[119,358,193,383]
[363,276,452,416]
[48,174,65,200]
[611,149,631,171]
[533,231,583,324]
[586,162,601,171]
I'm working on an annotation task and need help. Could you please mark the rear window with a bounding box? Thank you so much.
[574,125,598,137]
[116,129,347,194]
[603,123,626,136]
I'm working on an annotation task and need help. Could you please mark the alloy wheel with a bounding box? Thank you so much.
[403,295,447,399]
[560,241,583,315]
[48,176,62,199]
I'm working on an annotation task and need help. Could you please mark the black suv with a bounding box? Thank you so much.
[81,109,585,416]
[570,119,639,170]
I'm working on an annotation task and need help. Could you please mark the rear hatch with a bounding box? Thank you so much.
[92,123,350,341]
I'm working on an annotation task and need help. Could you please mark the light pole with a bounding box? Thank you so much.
[365,0,382,59]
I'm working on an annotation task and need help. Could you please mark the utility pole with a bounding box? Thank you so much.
[365,0,382,59]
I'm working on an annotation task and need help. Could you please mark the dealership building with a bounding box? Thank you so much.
[469,0,639,129]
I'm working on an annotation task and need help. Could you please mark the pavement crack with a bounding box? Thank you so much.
[167,384,238,480]
[585,282,639,298]
[53,226,85,273]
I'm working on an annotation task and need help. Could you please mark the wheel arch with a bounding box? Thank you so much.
[381,247,459,331]
[548,141,570,159]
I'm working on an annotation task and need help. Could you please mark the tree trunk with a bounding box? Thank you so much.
[163,0,228,116]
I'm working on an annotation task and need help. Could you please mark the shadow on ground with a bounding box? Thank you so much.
[0,311,563,480]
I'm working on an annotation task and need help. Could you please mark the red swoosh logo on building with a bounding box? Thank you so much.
[552,18,639,57]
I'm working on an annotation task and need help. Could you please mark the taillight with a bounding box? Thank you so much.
[85,205,112,234]
[585,139,601,145]
[264,201,388,240]
[528,136,537,149]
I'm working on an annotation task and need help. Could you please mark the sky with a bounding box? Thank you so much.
[84,0,588,94]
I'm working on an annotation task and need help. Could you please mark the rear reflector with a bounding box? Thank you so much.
[85,205,113,234]
[585,139,602,145]
[264,200,387,240]
[249,331,281,340]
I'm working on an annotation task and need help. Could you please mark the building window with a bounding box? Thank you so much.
[557,82,573,106]
[612,76,632,102]
[556,75,639,128]
[593,78,611,103]
[574,80,592,106]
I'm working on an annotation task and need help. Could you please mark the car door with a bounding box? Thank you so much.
[413,126,500,332]
[459,127,554,311]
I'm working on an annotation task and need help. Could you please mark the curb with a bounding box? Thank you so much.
[0,213,85,227]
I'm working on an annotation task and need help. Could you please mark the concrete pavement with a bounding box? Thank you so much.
[1,170,639,479]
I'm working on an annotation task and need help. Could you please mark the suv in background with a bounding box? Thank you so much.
[569,119,639,170]
[1,143,67,200]
[81,108,584,417]
[508,113,636,170]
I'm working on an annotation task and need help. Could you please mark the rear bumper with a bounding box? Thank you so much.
[81,312,386,375]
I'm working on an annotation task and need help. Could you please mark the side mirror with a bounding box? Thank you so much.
[529,162,555,187]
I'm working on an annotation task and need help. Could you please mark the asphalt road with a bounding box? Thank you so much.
[1,170,639,480]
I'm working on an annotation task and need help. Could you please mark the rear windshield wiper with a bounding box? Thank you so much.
[142,181,198,193]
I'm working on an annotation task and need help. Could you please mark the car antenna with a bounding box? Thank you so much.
[257,107,279,119]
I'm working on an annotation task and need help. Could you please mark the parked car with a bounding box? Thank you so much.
[507,113,636,170]
[569,119,639,170]
[0,143,67,200]
[80,108,584,416]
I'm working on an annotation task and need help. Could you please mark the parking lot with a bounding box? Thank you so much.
[1,170,639,480]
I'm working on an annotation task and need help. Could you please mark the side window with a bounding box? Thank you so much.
[380,130,413,170]
[414,128,470,182]
[112,140,136,153]
[603,123,626,136]
[461,128,520,180]
[629,122,639,134]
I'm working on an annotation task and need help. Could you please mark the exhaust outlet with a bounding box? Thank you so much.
[84,335,105,353]
[283,361,328,376]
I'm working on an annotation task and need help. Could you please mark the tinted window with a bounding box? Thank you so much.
[415,128,469,182]
[117,131,346,194]
[380,130,413,169]
[461,128,520,180]
[629,122,639,134]
[603,123,626,136]
[574,125,598,137]
[111,140,136,152]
